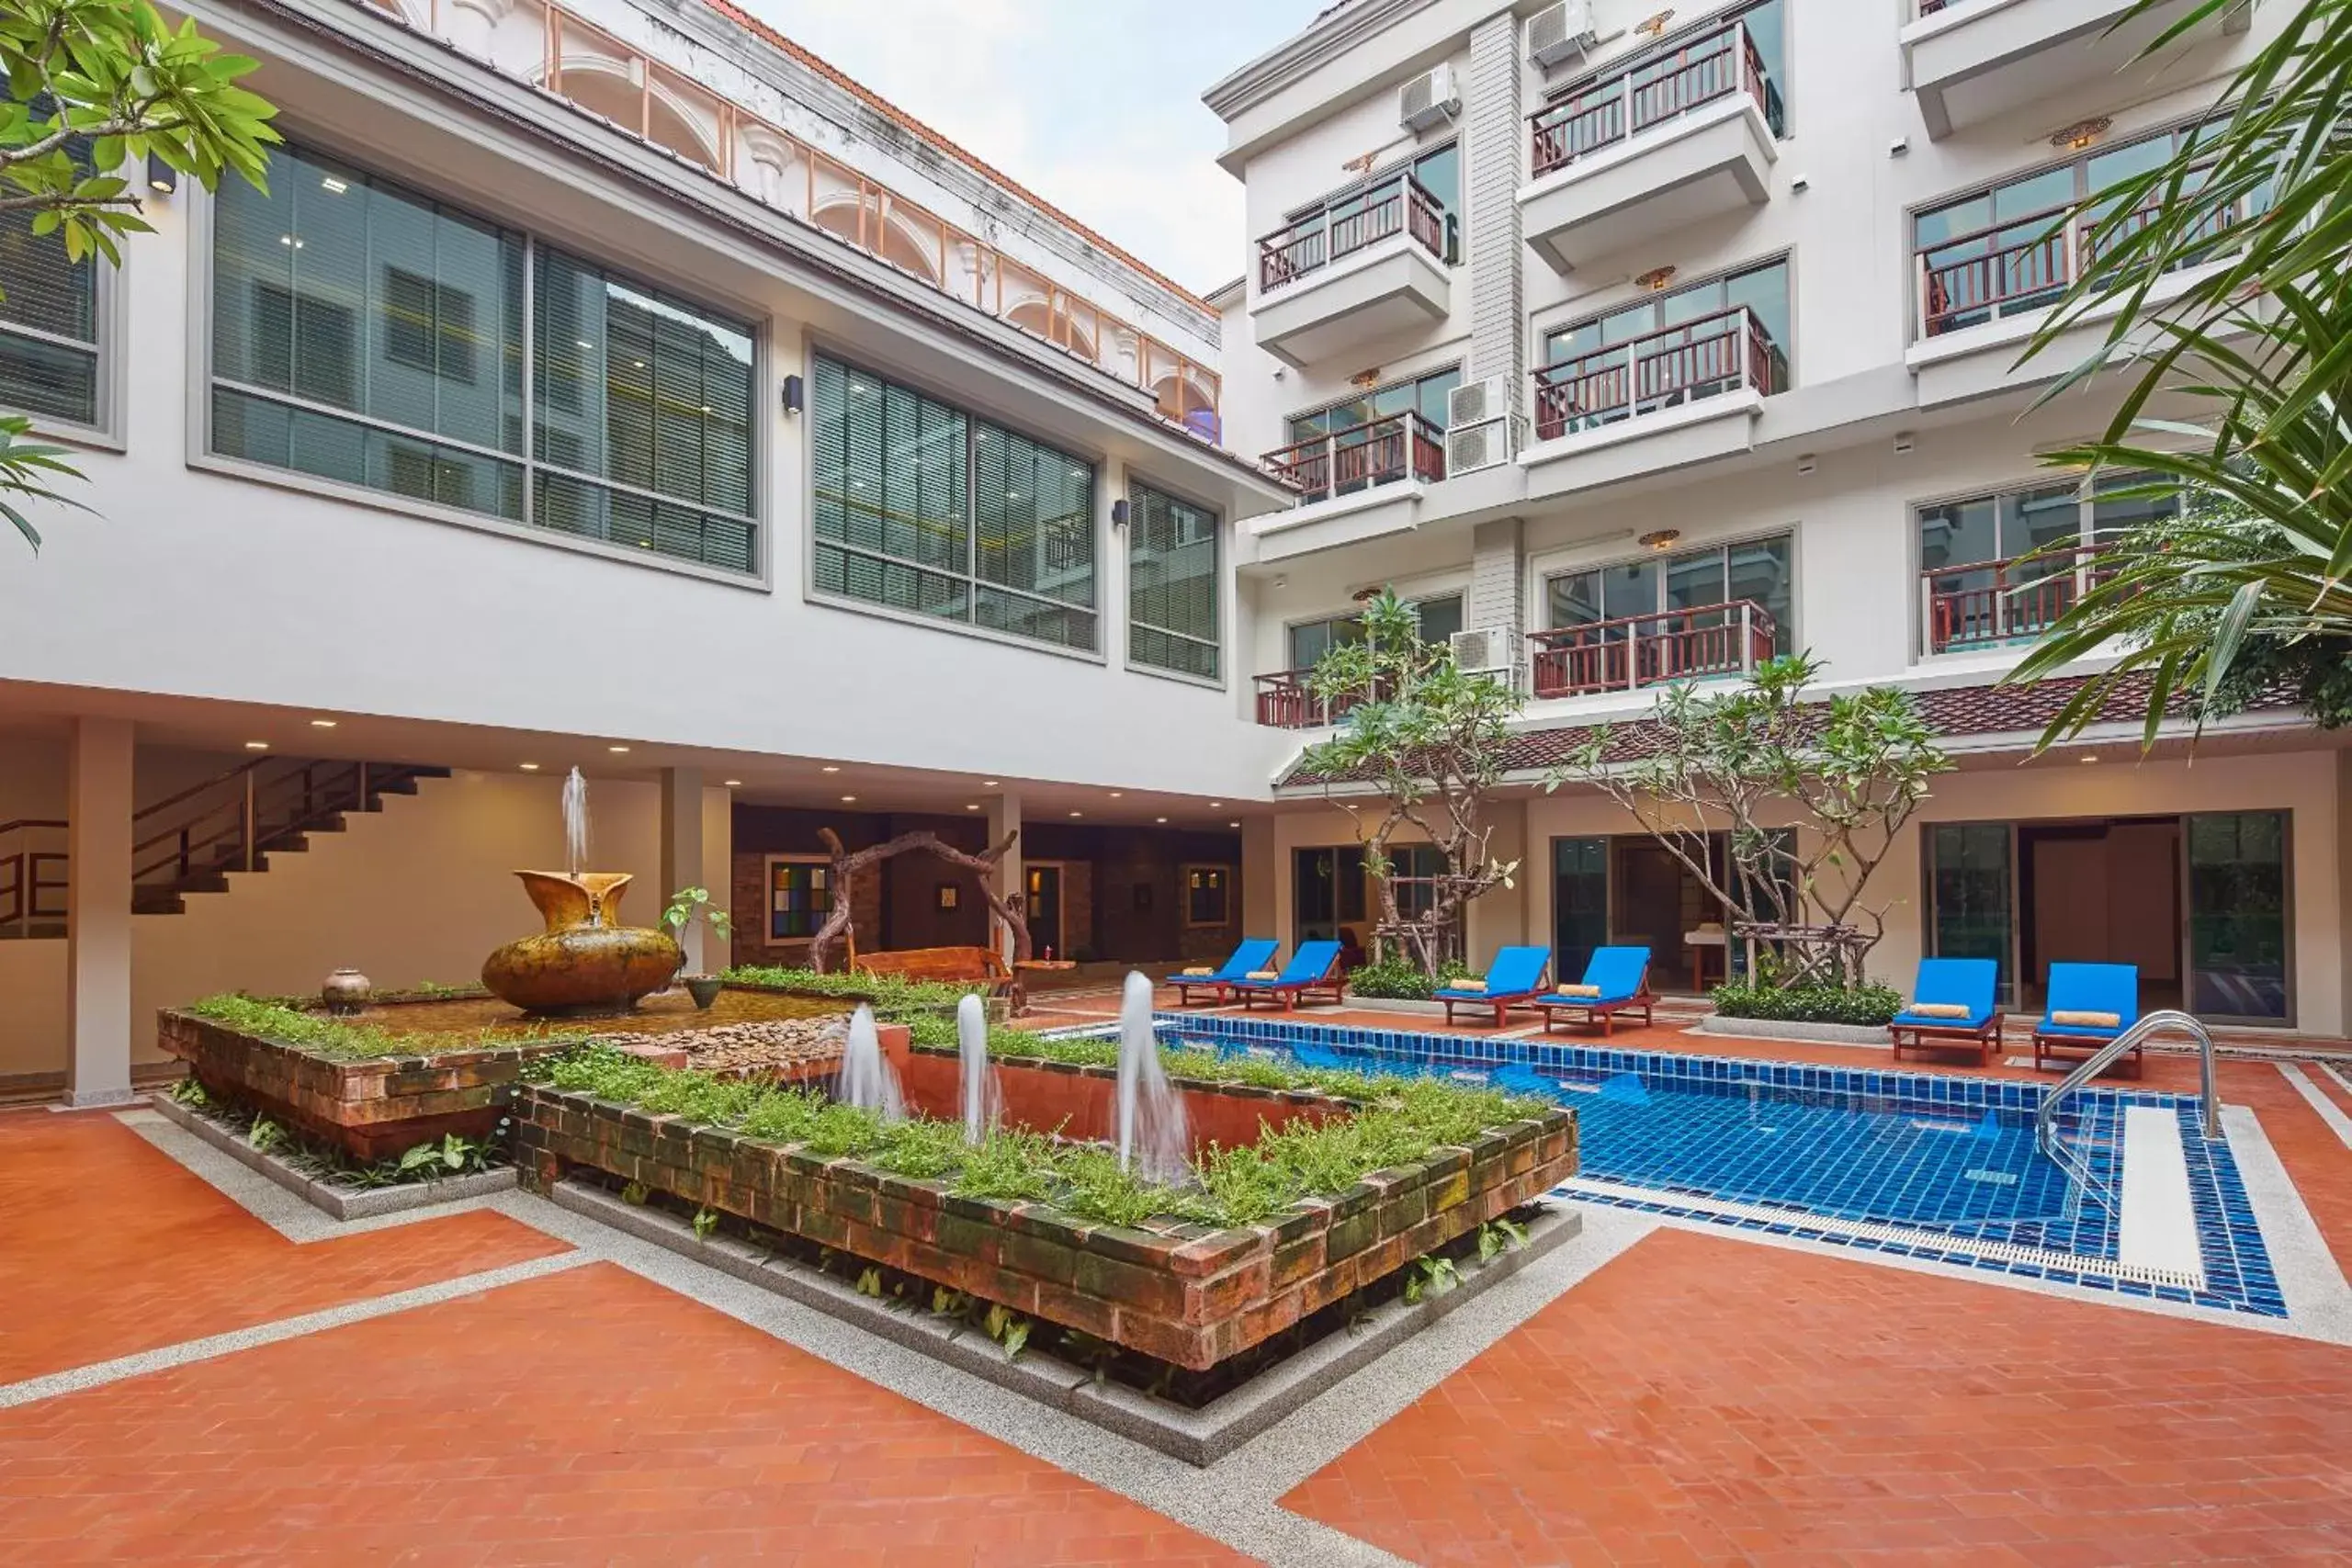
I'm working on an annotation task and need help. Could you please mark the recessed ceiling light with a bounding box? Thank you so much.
[821,765,840,773]
[1109,791,1124,798]
[1155,816,1169,824]
[1227,820,1240,829]
[2079,754,2099,764]
[723,779,741,787]
[608,745,629,753]
[309,718,337,728]
[841,794,858,802]
[1209,801,1223,808]
[519,762,540,772]
[1069,810,1082,818]
[320,176,347,194]
[966,803,980,810]
[243,740,269,750]
[982,780,1000,787]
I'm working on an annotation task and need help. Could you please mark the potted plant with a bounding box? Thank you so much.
[661,886,733,1010]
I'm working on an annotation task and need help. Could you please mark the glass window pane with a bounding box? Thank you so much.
[1725,536,1793,650]
[2002,484,2083,559]
[1600,558,1659,619]
[2188,812,2290,1020]
[1930,823,2013,1004]
[1545,570,1602,627]
[0,123,99,424]
[1664,547,1727,611]
[1917,496,1999,572]
[1288,619,1333,671]
[1724,260,1790,354]
[1129,482,1219,680]
[2091,470,2181,540]
[1417,367,1461,430]
[1552,837,1610,987]
[1413,593,1464,646]
[1411,143,1459,215]
[1993,165,2075,224]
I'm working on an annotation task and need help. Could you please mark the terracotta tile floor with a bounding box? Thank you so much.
[0,1111,570,1382]
[0,1261,1247,1568]
[1283,1225,2352,1566]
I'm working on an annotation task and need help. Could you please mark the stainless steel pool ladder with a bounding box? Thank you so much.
[2032,1010,2222,1168]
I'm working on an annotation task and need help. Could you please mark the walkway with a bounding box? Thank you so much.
[4,1006,2350,1564]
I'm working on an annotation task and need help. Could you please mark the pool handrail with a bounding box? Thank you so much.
[2033,1009,2221,1159]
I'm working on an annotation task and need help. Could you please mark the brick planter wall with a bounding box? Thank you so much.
[157,1011,571,1161]
[512,1075,1576,1371]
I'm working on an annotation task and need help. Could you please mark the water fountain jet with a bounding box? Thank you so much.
[957,994,1000,1145]
[836,1004,905,1122]
[1116,971,1190,1183]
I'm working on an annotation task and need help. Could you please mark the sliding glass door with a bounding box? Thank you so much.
[1926,823,2014,1005]
[2187,812,2291,1023]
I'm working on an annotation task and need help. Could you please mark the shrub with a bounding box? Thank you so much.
[1709,981,1904,1028]
[722,964,980,1018]
[184,994,584,1061]
[1346,957,1474,1001]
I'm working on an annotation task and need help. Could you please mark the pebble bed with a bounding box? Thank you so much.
[594,1013,849,1077]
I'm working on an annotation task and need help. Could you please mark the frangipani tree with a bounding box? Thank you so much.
[1297,589,1521,975]
[1548,655,1951,987]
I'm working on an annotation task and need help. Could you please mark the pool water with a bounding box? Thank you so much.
[1146,1014,2285,1318]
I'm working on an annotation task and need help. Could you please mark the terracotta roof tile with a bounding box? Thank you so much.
[696,0,1214,314]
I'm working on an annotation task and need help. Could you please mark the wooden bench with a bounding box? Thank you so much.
[852,945,1016,999]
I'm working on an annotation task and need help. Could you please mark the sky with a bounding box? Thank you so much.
[740,0,1329,299]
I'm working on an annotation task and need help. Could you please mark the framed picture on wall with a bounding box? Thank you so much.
[765,854,832,946]
[937,882,960,911]
[1183,864,1231,928]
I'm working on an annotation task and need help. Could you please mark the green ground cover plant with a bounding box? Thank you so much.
[721,964,982,1016]
[523,1042,1548,1231]
[1709,981,1905,1028]
[184,994,582,1060]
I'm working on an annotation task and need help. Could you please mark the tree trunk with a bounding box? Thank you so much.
[805,827,1028,973]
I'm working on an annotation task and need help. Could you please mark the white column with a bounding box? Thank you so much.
[659,766,706,974]
[986,790,1023,963]
[66,717,134,1107]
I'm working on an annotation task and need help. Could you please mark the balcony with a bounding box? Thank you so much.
[1261,411,1446,506]
[1921,547,2108,656]
[1518,18,1781,274]
[1528,601,1778,699]
[1520,307,1784,494]
[1908,182,2255,406]
[1250,172,1453,368]
[1252,671,1389,729]
[1904,0,2251,141]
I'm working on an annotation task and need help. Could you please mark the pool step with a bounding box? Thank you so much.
[1557,1175,2208,1294]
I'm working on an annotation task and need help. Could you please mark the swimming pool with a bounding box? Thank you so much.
[1148,1011,2284,1319]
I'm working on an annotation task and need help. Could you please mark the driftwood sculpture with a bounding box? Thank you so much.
[806,826,1030,972]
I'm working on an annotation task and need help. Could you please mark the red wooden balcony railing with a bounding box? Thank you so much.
[1530,18,1777,178]
[1528,601,1779,698]
[1532,307,1785,442]
[1917,181,2252,337]
[0,818,68,936]
[1261,410,1446,503]
[1921,547,2110,654]
[1259,171,1449,294]
[1252,671,1392,729]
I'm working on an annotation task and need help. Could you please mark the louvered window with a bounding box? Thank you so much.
[0,126,101,426]
[811,354,1098,652]
[210,141,756,573]
[1127,482,1219,681]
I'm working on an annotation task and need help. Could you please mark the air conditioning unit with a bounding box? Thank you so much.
[1526,1,1600,70]
[1447,376,1514,430]
[1445,413,1526,477]
[1397,64,1461,135]
[1450,626,1520,682]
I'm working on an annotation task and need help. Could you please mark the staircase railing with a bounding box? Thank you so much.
[2034,1010,2222,1182]
[130,758,413,895]
[0,818,69,936]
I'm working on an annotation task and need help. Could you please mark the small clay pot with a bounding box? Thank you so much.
[683,976,723,1010]
[322,967,373,1014]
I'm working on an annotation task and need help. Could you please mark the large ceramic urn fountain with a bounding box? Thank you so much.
[480,768,680,1015]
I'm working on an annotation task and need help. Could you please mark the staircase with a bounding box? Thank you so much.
[3,759,453,931]
[129,758,451,916]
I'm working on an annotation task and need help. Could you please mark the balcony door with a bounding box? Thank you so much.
[2187,812,2290,1023]
[1293,845,1367,947]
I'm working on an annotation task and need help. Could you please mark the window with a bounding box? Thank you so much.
[1286,366,1462,447]
[766,856,833,942]
[1917,475,2177,653]
[1184,865,1231,928]
[1129,482,1220,681]
[1544,536,1792,648]
[810,354,1099,652]
[1535,260,1789,437]
[1914,120,2257,337]
[0,127,100,426]
[1286,592,1464,671]
[210,142,757,573]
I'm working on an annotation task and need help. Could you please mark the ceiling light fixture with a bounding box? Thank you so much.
[983,780,1000,788]
[2079,753,2099,764]
[1227,820,1240,829]
[1637,528,1682,551]
[1069,810,1083,818]
[1109,791,1125,798]
[243,740,269,750]
[841,794,858,802]
[310,718,337,728]
[821,764,841,773]
[1155,816,1169,824]
[966,803,980,810]
[519,762,540,772]
[607,745,630,753]
[723,779,742,787]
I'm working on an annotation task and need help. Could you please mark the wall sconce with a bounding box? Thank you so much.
[145,154,176,196]
[1111,498,1130,529]
[780,373,804,415]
